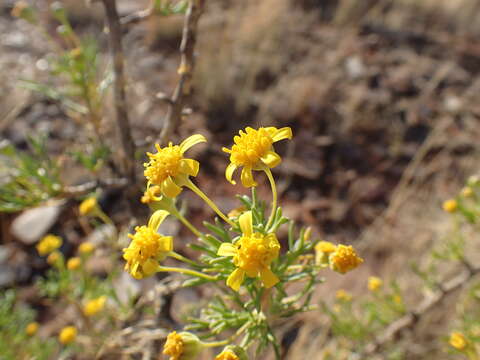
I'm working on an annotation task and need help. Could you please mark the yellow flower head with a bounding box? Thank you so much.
[67,257,81,270]
[442,199,457,213]
[123,210,173,279]
[144,134,206,198]
[141,185,162,204]
[314,241,337,267]
[37,234,62,256]
[59,326,77,345]
[47,251,61,266]
[223,127,292,187]
[79,197,98,216]
[449,332,468,350]
[25,322,39,336]
[83,295,107,317]
[78,242,95,255]
[336,289,352,302]
[163,331,203,360]
[217,211,280,291]
[329,244,363,274]
[368,276,383,292]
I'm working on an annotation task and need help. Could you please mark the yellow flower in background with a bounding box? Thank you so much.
[314,241,337,267]
[215,346,248,360]
[442,199,457,213]
[329,244,363,274]
[36,234,62,256]
[223,127,292,187]
[25,322,39,336]
[83,296,107,317]
[461,186,474,198]
[78,242,95,255]
[449,332,468,350]
[144,134,206,198]
[141,185,162,204]
[217,211,280,291]
[123,210,173,279]
[79,197,98,215]
[59,326,77,345]
[47,251,61,265]
[368,276,383,292]
[163,331,203,360]
[215,349,239,360]
[227,205,247,219]
[336,289,352,302]
[67,257,81,270]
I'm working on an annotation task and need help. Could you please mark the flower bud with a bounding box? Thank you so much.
[215,346,248,360]
[163,331,203,360]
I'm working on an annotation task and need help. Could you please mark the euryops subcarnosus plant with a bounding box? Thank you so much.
[123,127,364,359]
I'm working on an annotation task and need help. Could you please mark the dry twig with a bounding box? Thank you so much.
[362,262,480,355]
[158,0,205,144]
[101,0,136,184]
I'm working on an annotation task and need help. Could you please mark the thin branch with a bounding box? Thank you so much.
[120,6,154,26]
[363,262,480,355]
[101,0,136,184]
[158,0,205,144]
[61,178,128,197]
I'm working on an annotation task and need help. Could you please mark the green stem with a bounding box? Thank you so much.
[157,266,217,281]
[170,208,202,238]
[95,209,113,225]
[203,339,230,348]
[169,251,200,267]
[185,180,235,227]
[264,167,277,230]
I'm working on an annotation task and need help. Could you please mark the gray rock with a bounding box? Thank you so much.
[11,202,63,244]
[84,224,117,246]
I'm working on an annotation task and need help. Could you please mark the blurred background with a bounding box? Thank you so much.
[1,0,480,359]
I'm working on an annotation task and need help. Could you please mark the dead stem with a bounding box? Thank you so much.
[101,0,136,185]
[158,0,205,145]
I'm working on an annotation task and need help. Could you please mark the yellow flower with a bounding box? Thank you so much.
[36,234,62,256]
[215,346,248,360]
[368,276,383,292]
[336,289,352,302]
[141,185,162,204]
[393,294,402,305]
[163,331,203,360]
[442,199,457,213]
[67,257,81,270]
[59,326,77,345]
[78,242,95,255]
[144,134,206,198]
[25,322,39,336]
[314,241,337,267]
[217,211,280,291]
[329,244,363,274]
[461,186,474,198]
[223,127,292,187]
[47,251,61,266]
[123,210,173,279]
[227,205,247,219]
[449,332,468,350]
[83,295,107,317]
[79,197,98,215]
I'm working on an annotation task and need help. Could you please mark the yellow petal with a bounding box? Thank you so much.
[225,163,237,185]
[238,211,253,237]
[179,158,200,177]
[158,236,173,252]
[161,176,182,198]
[179,134,206,154]
[260,268,279,288]
[148,210,170,231]
[226,268,245,291]
[271,127,292,142]
[142,258,159,277]
[246,268,258,278]
[240,167,257,187]
[260,151,281,168]
[217,243,237,257]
